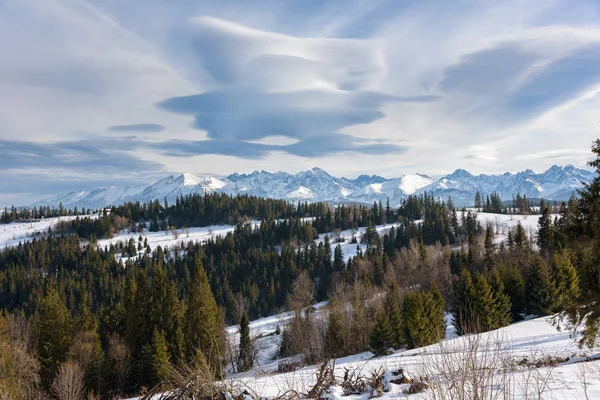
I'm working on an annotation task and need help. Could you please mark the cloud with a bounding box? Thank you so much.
[108,123,165,132]
[506,43,600,118]
[440,38,600,126]
[285,133,407,157]
[151,133,406,159]
[0,139,163,173]
[187,16,388,90]
[462,145,499,163]
[157,17,435,156]
[515,148,592,162]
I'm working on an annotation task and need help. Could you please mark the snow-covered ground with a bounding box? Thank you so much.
[225,302,329,373]
[317,223,402,262]
[474,211,543,244]
[96,222,262,255]
[0,215,94,248]
[1,212,544,261]
[223,308,600,399]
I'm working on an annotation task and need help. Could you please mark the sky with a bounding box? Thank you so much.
[1,0,600,205]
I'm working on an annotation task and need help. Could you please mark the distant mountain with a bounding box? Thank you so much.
[31,165,595,209]
[422,165,594,205]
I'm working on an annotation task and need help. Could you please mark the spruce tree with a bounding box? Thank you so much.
[426,283,446,341]
[333,244,345,273]
[385,281,404,348]
[474,191,482,210]
[489,269,512,328]
[403,291,429,348]
[165,282,185,363]
[370,309,394,355]
[537,207,554,258]
[453,268,477,335]
[238,313,252,372]
[184,259,225,375]
[69,297,104,394]
[563,139,600,345]
[34,287,74,386]
[484,224,495,265]
[500,264,525,321]
[524,256,557,316]
[513,222,528,252]
[552,250,580,311]
[326,296,348,358]
[473,272,496,332]
[145,328,171,385]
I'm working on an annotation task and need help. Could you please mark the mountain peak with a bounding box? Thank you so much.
[310,167,329,175]
[449,169,473,179]
[171,172,203,186]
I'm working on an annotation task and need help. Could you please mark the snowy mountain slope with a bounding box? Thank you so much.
[222,313,600,400]
[30,165,594,209]
[420,165,594,205]
[33,174,226,209]
[135,308,600,400]
[0,215,97,248]
[347,173,434,204]
[122,173,227,205]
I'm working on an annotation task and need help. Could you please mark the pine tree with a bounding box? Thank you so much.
[184,259,225,375]
[238,313,252,372]
[34,287,74,386]
[370,309,394,355]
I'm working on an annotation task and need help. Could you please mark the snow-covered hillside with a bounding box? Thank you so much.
[133,305,600,400]
[0,211,542,256]
[220,311,600,400]
[30,165,594,209]
[0,215,95,248]
[96,222,261,261]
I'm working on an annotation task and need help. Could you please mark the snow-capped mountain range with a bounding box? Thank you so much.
[31,165,595,209]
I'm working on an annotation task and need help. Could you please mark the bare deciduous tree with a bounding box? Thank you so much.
[107,333,131,392]
[52,361,86,400]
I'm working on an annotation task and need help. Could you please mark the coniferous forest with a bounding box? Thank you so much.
[1,140,599,398]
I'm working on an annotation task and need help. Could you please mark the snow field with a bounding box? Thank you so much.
[0,215,96,248]
[228,309,600,399]
[96,222,262,256]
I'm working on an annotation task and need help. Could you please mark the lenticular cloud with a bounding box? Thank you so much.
[157,17,431,157]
